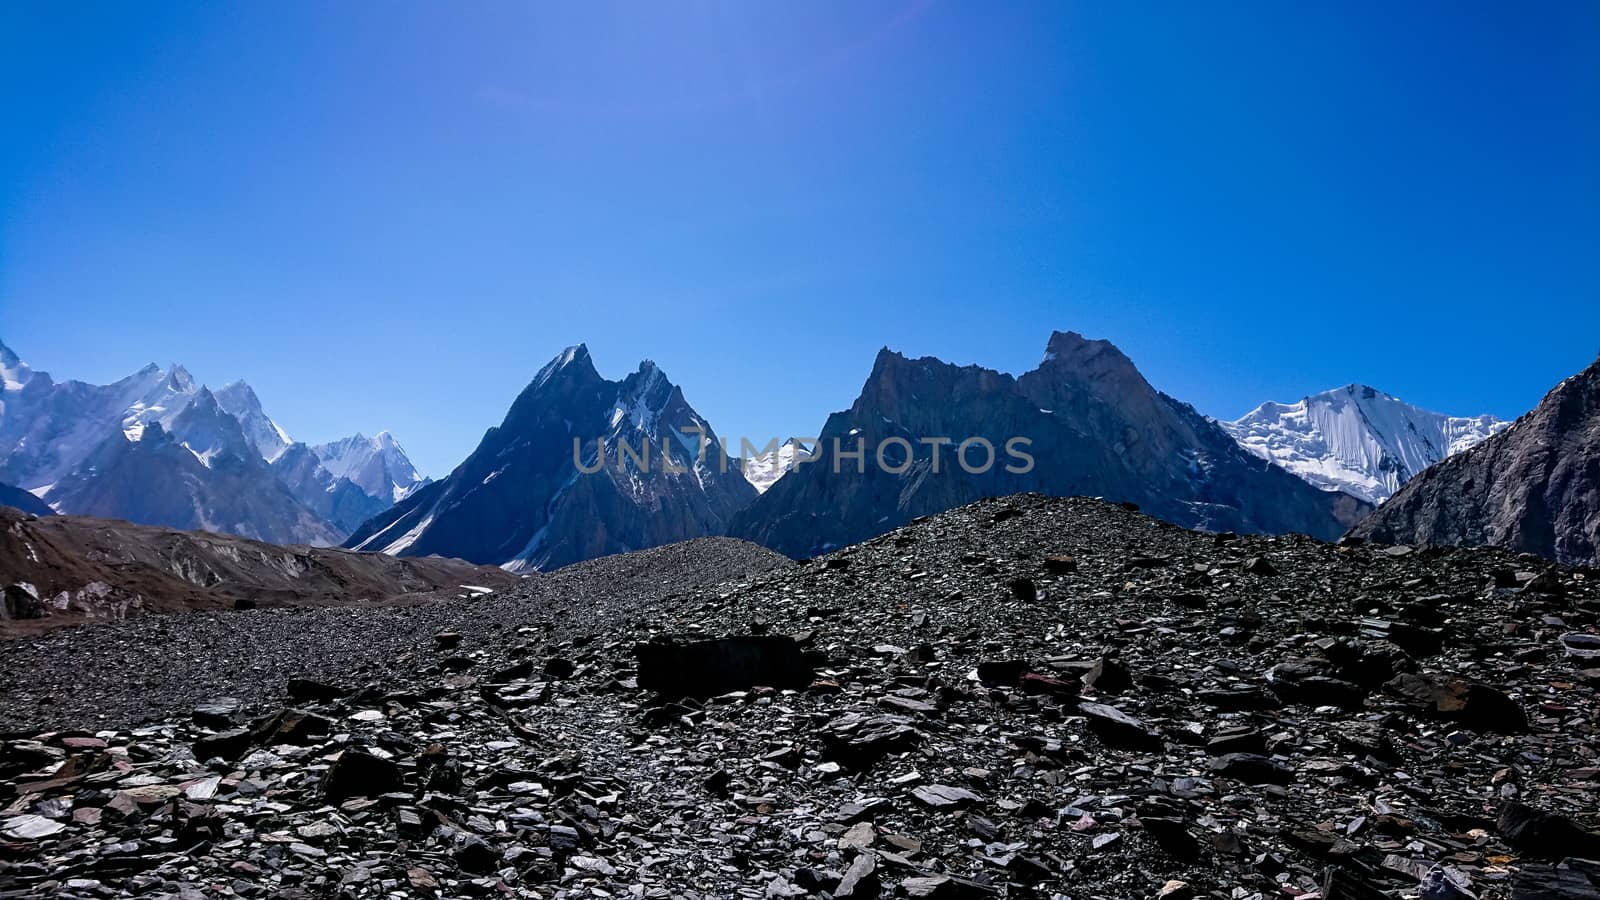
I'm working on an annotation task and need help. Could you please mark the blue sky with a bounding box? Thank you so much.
[2,1,1596,477]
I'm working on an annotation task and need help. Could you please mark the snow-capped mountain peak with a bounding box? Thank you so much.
[739,438,813,494]
[1,340,35,391]
[312,432,427,503]
[214,380,294,462]
[531,343,596,390]
[1222,384,1509,504]
[168,386,255,468]
[121,364,197,441]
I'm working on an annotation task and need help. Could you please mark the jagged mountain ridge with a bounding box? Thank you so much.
[213,380,294,463]
[1352,355,1600,566]
[344,345,757,571]
[731,331,1370,557]
[1223,384,1508,504]
[0,339,423,544]
[272,443,394,536]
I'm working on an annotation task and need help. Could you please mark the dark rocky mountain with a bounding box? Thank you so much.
[3,494,1596,897]
[0,505,516,633]
[733,331,1369,557]
[1352,355,1600,566]
[0,482,53,517]
[42,391,342,547]
[345,345,757,570]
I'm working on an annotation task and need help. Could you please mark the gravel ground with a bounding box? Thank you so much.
[1,495,1597,899]
[0,536,792,732]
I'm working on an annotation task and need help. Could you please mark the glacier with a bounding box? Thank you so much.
[1222,384,1508,505]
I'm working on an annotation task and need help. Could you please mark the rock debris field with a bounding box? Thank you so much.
[1,495,1598,899]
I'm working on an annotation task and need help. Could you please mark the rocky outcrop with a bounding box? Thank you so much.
[0,504,515,631]
[0,482,51,517]
[1352,356,1600,566]
[344,345,757,570]
[733,332,1369,557]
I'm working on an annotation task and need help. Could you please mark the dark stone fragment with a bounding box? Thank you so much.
[1243,556,1278,575]
[3,584,46,619]
[286,678,350,702]
[1140,816,1201,861]
[1322,867,1393,900]
[454,836,499,874]
[192,728,253,762]
[543,657,576,679]
[320,750,404,803]
[171,799,224,845]
[251,708,333,746]
[795,868,842,894]
[901,874,1001,898]
[1207,729,1266,755]
[1043,555,1077,574]
[1209,753,1293,785]
[191,699,242,729]
[703,768,732,797]
[1497,803,1600,859]
[1195,687,1280,710]
[1082,657,1132,694]
[976,660,1029,687]
[490,660,535,683]
[1078,702,1162,751]
[821,716,921,772]
[547,824,583,851]
[1509,863,1600,898]
[1007,577,1038,602]
[636,636,812,697]
[1018,673,1078,698]
[1359,618,1444,658]
[1267,662,1368,710]
[1385,673,1528,733]
[835,852,880,899]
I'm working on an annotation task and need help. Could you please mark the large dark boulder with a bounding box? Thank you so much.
[636,635,813,698]
[1384,673,1528,733]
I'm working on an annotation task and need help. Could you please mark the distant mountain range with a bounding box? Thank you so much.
[1222,385,1508,504]
[7,332,1585,572]
[0,340,426,545]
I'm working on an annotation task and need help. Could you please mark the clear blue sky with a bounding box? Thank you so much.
[3,1,1596,477]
